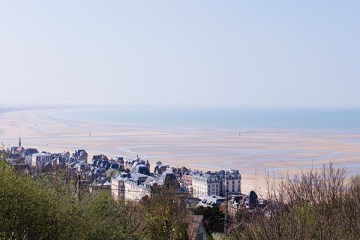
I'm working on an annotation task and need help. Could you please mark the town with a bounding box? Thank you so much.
[5,137,267,238]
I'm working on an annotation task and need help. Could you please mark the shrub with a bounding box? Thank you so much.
[228,164,360,240]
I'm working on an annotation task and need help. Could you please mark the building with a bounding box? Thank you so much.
[197,195,226,207]
[181,174,193,186]
[50,152,70,166]
[111,177,125,201]
[154,161,169,175]
[192,173,221,199]
[219,169,241,196]
[133,164,151,175]
[192,169,241,199]
[31,153,52,167]
[74,149,88,162]
[111,173,152,201]
[23,148,39,159]
[73,161,87,172]
[124,156,150,174]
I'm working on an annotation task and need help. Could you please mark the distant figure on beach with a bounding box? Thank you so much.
[89,131,92,138]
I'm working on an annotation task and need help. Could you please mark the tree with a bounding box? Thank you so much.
[193,206,224,233]
[0,160,64,239]
[228,164,360,240]
[141,186,189,240]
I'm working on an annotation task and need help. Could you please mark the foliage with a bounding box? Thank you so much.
[193,206,224,233]
[228,164,360,240]
[0,152,190,239]
[141,186,189,240]
[5,147,359,240]
[106,169,120,178]
[211,232,227,240]
[0,160,65,239]
[76,192,142,240]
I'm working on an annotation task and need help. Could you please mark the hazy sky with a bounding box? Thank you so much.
[0,0,359,108]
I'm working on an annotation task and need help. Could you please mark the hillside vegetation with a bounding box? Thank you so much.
[0,152,187,240]
[1,150,359,240]
[229,164,360,240]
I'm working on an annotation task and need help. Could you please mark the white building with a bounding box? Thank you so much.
[123,180,150,201]
[223,169,241,195]
[192,169,241,199]
[31,153,51,167]
[192,173,221,199]
[111,177,125,201]
[111,173,151,201]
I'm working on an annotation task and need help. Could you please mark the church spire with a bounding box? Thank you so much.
[18,135,21,147]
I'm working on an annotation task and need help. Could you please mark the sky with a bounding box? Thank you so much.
[0,0,359,108]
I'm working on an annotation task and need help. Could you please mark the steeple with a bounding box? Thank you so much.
[18,135,21,147]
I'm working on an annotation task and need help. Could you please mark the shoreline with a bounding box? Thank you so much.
[47,106,360,134]
[1,108,360,195]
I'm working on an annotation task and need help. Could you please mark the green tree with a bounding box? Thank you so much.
[77,192,142,240]
[141,186,189,240]
[193,206,224,234]
[0,160,65,239]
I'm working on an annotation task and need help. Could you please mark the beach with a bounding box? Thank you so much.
[1,108,360,196]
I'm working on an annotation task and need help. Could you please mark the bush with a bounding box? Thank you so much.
[141,187,189,240]
[0,156,141,240]
[228,164,360,240]
[193,206,224,233]
[0,160,65,239]
[0,155,190,239]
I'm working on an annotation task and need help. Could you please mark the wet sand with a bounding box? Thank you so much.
[1,109,360,196]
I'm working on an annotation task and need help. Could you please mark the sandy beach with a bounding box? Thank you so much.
[1,108,360,196]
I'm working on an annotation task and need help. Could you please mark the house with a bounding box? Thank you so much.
[31,153,51,167]
[23,148,38,158]
[60,151,71,162]
[124,157,150,173]
[154,161,169,175]
[197,195,226,207]
[181,172,195,194]
[111,172,153,201]
[92,154,108,162]
[192,169,241,199]
[11,146,25,155]
[133,164,151,175]
[74,161,87,172]
[114,156,124,164]
[111,176,125,201]
[74,149,88,162]
[182,174,193,186]
[50,152,70,166]
[192,173,221,199]
[123,173,152,201]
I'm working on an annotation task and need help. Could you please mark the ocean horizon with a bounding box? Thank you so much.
[48,107,360,132]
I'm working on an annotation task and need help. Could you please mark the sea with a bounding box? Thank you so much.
[49,107,360,132]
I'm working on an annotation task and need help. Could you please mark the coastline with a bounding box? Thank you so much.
[1,108,360,195]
